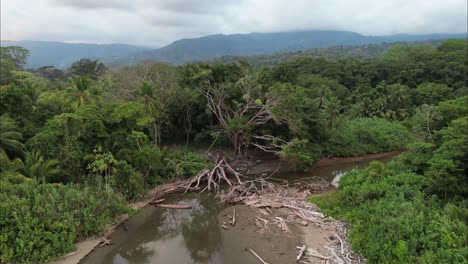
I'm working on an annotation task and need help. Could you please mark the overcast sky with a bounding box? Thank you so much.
[2,0,467,47]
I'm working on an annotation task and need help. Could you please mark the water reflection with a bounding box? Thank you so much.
[81,193,225,264]
[81,154,397,264]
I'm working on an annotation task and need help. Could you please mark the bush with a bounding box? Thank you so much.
[315,162,467,263]
[323,118,412,157]
[115,160,146,200]
[129,145,209,186]
[0,179,129,263]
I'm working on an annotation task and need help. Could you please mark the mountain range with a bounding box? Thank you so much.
[2,30,466,68]
[0,40,151,68]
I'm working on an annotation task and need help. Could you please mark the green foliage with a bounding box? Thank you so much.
[415,82,453,105]
[381,45,411,62]
[2,39,467,262]
[64,76,100,109]
[315,163,467,263]
[0,179,128,263]
[425,117,468,198]
[115,160,145,200]
[12,151,62,182]
[69,58,107,80]
[317,109,468,263]
[0,115,24,159]
[324,118,412,156]
[411,104,443,142]
[0,46,29,69]
[436,96,468,127]
[279,138,320,167]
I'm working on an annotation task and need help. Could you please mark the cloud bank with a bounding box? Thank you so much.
[2,0,466,46]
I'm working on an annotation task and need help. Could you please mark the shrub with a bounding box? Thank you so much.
[323,118,412,157]
[0,179,128,263]
[315,163,467,263]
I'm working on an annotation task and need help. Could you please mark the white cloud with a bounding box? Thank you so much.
[1,0,466,46]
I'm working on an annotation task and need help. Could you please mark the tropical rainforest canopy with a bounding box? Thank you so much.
[0,39,467,263]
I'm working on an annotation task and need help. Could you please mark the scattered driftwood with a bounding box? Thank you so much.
[145,151,360,264]
[304,248,330,260]
[231,209,237,226]
[149,198,165,205]
[246,248,269,264]
[156,204,192,209]
[275,217,289,232]
[296,245,306,262]
[98,238,111,248]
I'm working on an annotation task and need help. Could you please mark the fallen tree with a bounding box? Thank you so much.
[146,153,360,263]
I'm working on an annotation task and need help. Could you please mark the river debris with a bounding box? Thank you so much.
[246,248,269,264]
[230,209,237,226]
[155,203,192,209]
[296,245,307,262]
[148,198,165,205]
[98,238,112,248]
[146,153,361,263]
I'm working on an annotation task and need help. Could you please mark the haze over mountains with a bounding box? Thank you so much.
[2,30,466,68]
[0,40,151,69]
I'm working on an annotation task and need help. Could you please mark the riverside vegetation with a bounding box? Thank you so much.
[0,39,467,263]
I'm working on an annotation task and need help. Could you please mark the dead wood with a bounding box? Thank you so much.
[156,204,192,209]
[149,198,165,205]
[231,209,236,226]
[246,248,269,264]
[145,152,360,264]
[296,245,306,262]
[98,238,112,248]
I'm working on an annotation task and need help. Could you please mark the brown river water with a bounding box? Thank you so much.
[80,154,397,264]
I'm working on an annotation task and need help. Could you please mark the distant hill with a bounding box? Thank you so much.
[213,39,450,67]
[2,31,466,68]
[0,40,150,68]
[109,30,466,66]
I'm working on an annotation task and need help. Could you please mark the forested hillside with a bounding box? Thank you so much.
[109,31,465,65]
[0,39,467,263]
[3,31,464,68]
[214,39,448,67]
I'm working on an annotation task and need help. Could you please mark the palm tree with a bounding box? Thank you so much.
[64,76,98,109]
[366,161,388,179]
[14,151,62,182]
[23,81,46,111]
[386,84,410,120]
[324,97,341,128]
[0,116,24,159]
[136,81,162,145]
[0,149,31,182]
[316,85,331,109]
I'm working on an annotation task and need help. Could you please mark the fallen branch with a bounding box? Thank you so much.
[156,204,192,209]
[335,233,345,255]
[296,245,306,262]
[275,217,289,232]
[231,209,236,226]
[305,248,330,260]
[246,248,269,264]
[149,198,165,205]
[98,237,111,248]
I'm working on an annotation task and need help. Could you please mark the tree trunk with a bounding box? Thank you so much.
[232,132,244,155]
[152,121,159,146]
[184,108,193,147]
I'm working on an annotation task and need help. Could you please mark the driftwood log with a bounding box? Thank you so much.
[156,204,192,209]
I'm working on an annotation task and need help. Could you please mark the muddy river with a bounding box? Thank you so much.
[80,154,397,264]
